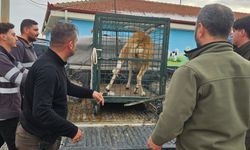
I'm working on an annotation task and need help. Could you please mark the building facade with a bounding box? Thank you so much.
[42,0,249,67]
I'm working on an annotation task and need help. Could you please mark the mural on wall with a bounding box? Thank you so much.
[167,29,196,67]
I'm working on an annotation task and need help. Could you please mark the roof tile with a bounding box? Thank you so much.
[48,0,249,21]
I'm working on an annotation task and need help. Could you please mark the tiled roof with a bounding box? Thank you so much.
[51,0,201,16]
[43,0,249,30]
[48,0,249,19]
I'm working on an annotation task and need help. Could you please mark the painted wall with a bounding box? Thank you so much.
[169,29,196,53]
[46,19,196,67]
[0,1,1,22]
[46,19,196,48]
[71,19,93,36]
[168,29,196,67]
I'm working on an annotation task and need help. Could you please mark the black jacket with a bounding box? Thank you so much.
[20,48,93,142]
[234,41,250,60]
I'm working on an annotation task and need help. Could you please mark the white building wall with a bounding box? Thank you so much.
[0,1,2,22]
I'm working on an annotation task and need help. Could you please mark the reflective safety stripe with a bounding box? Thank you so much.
[17,62,23,69]
[15,73,23,85]
[22,62,34,68]
[5,67,19,80]
[0,87,19,94]
[23,69,28,74]
[0,77,10,83]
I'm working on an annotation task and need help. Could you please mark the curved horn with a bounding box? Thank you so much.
[124,26,144,32]
[145,24,162,34]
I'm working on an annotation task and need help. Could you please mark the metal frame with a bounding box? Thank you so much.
[92,13,170,105]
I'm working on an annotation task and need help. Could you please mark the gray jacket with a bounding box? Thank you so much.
[10,36,37,69]
[0,46,28,119]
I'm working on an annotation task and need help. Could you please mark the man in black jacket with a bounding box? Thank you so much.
[232,15,250,150]
[15,22,104,150]
[232,16,250,60]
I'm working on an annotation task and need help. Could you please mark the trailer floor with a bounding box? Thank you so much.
[67,100,157,124]
[63,100,176,150]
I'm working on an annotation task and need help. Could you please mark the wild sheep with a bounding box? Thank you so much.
[105,30,154,96]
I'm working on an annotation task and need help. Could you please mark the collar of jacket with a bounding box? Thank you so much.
[47,48,67,66]
[234,41,250,56]
[17,36,33,48]
[185,41,233,60]
[0,45,15,62]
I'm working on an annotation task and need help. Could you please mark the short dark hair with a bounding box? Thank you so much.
[233,16,250,39]
[20,19,38,33]
[0,23,14,34]
[197,4,234,39]
[50,22,77,46]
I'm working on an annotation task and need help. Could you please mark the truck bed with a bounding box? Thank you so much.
[62,99,176,150]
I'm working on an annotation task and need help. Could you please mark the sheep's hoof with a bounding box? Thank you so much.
[140,92,146,96]
[125,85,130,89]
[105,86,110,92]
[133,88,139,94]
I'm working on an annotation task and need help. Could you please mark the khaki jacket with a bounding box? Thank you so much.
[152,42,250,150]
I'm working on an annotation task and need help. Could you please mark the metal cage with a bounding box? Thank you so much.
[92,13,170,105]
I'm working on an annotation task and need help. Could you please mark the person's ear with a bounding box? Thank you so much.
[0,34,3,40]
[0,34,7,41]
[23,27,30,34]
[68,40,74,49]
[240,29,246,37]
[196,23,203,39]
[196,22,205,39]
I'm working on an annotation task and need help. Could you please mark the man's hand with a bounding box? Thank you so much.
[92,91,104,106]
[72,129,83,143]
[147,136,162,150]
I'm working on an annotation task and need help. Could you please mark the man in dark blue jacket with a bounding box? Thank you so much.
[10,19,39,107]
[15,22,104,150]
[11,19,39,69]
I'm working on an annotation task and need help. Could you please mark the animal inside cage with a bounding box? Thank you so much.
[92,13,170,104]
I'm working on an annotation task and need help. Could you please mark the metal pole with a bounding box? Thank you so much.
[114,0,119,56]
[64,10,68,22]
[1,0,10,22]
[114,0,117,14]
